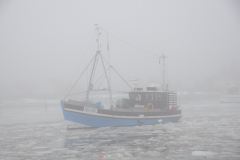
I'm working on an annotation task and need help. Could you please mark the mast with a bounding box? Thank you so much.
[86,24,100,102]
[86,24,113,107]
[86,53,98,101]
[100,53,113,107]
[159,54,167,91]
[107,34,113,107]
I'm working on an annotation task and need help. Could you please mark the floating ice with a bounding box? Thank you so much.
[192,151,218,156]
[123,152,132,157]
[116,153,123,157]
[1,98,240,159]
[105,154,112,158]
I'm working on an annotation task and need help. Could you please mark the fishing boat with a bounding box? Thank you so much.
[220,81,240,103]
[60,25,181,127]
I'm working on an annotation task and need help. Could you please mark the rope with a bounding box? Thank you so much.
[101,55,133,90]
[67,91,87,97]
[90,75,106,101]
[101,28,159,57]
[107,38,155,59]
[63,31,96,96]
[64,28,158,100]
[64,54,96,99]
[91,55,99,85]
[111,66,133,90]
[92,68,109,86]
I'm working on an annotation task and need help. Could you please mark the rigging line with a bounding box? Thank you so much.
[100,33,154,59]
[110,66,133,90]
[66,91,87,97]
[92,68,109,86]
[91,54,99,85]
[101,56,133,90]
[101,54,111,66]
[111,66,133,90]
[63,31,96,97]
[106,38,156,59]
[64,54,96,99]
[66,64,108,98]
[101,28,159,57]
[90,74,106,101]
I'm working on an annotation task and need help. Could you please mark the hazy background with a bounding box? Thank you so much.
[0,0,240,98]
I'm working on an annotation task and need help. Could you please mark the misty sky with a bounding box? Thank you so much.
[0,0,240,94]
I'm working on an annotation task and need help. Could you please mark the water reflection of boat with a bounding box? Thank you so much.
[220,82,240,103]
[60,25,181,127]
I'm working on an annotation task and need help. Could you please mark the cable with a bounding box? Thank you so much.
[107,39,156,59]
[64,54,96,99]
[100,55,133,90]
[63,31,96,96]
[90,74,106,101]
[91,55,99,85]
[92,68,109,86]
[67,91,87,97]
[101,28,159,57]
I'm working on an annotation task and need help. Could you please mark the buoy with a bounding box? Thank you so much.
[99,155,104,158]
[147,103,154,109]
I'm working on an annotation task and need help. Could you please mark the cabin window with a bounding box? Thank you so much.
[135,94,138,101]
[138,94,142,101]
[147,93,153,101]
[157,93,162,101]
[130,93,134,100]
[135,93,142,101]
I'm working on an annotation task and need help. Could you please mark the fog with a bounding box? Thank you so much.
[1,1,240,159]
[1,0,240,97]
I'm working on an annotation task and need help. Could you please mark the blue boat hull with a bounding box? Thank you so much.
[61,102,181,127]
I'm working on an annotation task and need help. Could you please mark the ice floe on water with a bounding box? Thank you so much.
[0,99,240,159]
[192,151,218,157]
